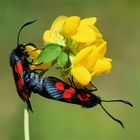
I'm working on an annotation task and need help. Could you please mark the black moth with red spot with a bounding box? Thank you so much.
[25,75,101,108]
[25,73,133,128]
[9,20,37,112]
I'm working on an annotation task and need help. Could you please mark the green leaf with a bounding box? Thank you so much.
[36,44,62,62]
[57,51,69,67]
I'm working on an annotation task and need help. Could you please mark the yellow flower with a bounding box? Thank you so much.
[71,41,112,85]
[25,45,52,70]
[42,15,112,86]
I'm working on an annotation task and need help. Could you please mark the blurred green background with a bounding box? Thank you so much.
[0,0,140,139]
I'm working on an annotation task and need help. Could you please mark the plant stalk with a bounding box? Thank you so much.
[24,105,30,140]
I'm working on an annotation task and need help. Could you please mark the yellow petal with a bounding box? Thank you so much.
[92,57,112,76]
[43,16,67,46]
[77,42,95,51]
[93,38,104,47]
[92,26,102,40]
[82,46,99,70]
[25,45,41,59]
[43,30,65,46]
[80,17,97,26]
[97,41,107,59]
[71,17,97,43]
[43,30,51,43]
[30,62,52,71]
[77,43,88,51]
[72,24,96,43]
[73,46,94,65]
[50,16,68,33]
[85,42,107,71]
[61,16,81,38]
[73,45,100,72]
[71,66,91,85]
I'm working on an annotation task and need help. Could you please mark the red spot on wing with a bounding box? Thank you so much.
[17,79,24,90]
[55,82,64,91]
[15,61,23,74]
[63,87,75,98]
[78,93,90,101]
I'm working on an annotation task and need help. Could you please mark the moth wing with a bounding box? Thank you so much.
[42,76,71,100]
[12,60,31,100]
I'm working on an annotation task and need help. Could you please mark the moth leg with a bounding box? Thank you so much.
[89,82,98,91]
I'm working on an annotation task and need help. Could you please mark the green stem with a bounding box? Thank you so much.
[24,105,30,140]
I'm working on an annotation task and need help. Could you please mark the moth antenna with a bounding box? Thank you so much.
[101,100,133,107]
[99,103,124,128]
[17,19,37,46]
